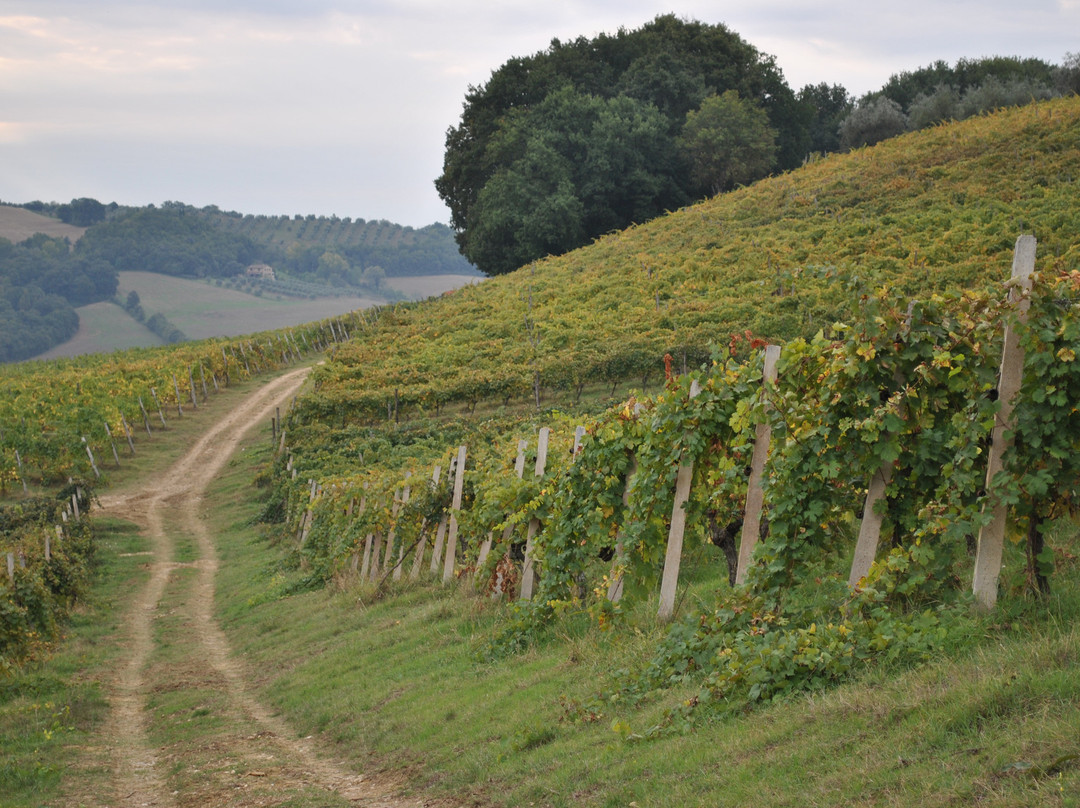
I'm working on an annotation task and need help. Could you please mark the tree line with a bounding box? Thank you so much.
[0,200,477,361]
[437,14,1080,276]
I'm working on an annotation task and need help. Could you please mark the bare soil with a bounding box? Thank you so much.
[91,368,437,807]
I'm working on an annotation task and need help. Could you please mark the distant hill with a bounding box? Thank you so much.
[0,199,481,362]
[0,204,86,243]
[196,208,478,278]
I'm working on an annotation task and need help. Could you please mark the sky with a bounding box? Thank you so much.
[0,1,1076,228]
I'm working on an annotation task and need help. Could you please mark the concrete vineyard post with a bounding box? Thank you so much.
[442,445,468,583]
[573,425,586,459]
[429,515,449,576]
[519,427,550,601]
[486,439,527,594]
[735,344,781,585]
[360,532,374,580]
[81,438,101,480]
[392,474,412,581]
[657,379,702,620]
[369,531,383,580]
[138,396,153,434]
[172,375,184,416]
[120,413,136,455]
[973,235,1037,610]
[411,465,443,579]
[14,450,27,493]
[103,422,121,466]
[188,367,198,408]
[150,388,167,428]
[430,454,455,577]
[849,307,913,588]
[607,454,638,603]
[384,490,401,570]
[848,465,894,587]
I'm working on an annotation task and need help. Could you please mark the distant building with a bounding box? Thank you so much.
[245,263,276,280]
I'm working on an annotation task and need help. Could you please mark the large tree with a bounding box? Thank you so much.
[436,14,805,276]
[678,90,778,196]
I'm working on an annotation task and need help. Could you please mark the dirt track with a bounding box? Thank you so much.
[93,368,427,807]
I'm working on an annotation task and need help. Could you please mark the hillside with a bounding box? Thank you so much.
[3,98,1080,807]
[0,198,480,361]
[0,204,87,243]
[303,97,1080,421]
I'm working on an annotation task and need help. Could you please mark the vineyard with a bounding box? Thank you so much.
[1,97,1078,805]
[297,98,1080,425]
[269,239,1078,712]
[0,312,362,667]
[263,97,1080,721]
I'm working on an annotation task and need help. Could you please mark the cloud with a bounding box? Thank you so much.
[1,1,1077,226]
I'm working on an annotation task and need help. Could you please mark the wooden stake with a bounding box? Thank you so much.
[607,454,638,603]
[973,235,1037,610]
[411,465,442,579]
[172,375,184,416]
[520,429,550,601]
[735,345,781,585]
[656,381,704,618]
[103,422,121,466]
[120,413,136,454]
[442,445,468,583]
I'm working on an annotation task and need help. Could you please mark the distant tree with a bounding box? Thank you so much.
[123,289,145,321]
[838,97,909,150]
[958,76,1055,117]
[797,83,853,155]
[436,14,803,275]
[908,83,962,129]
[57,198,107,226]
[362,265,386,290]
[678,90,778,195]
[877,56,1056,111]
[316,250,350,285]
[1055,52,1080,95]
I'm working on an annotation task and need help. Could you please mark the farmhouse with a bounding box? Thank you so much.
[245,263,276,280]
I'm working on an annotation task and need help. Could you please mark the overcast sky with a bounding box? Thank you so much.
[1,1,1075,228]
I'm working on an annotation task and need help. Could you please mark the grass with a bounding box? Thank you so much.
[0,515,147,807]
[0,204,86,243]
[27,271,484,360]
[115,271,380,341]
[207,432,1080,807]
[33,300,166,361]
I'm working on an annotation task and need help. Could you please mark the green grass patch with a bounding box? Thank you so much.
[208,432,1080,807]
[0,516,149,806]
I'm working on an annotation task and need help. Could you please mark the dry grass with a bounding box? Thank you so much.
[0,204,86,243]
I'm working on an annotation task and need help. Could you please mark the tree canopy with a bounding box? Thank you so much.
[436,14,806,276]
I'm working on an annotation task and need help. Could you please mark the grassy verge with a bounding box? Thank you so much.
[210,432,1080,807]
[0,516,147,807]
